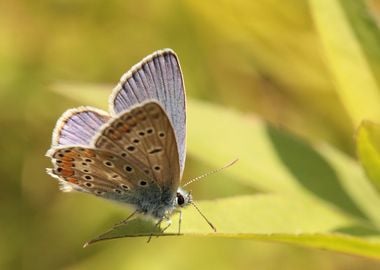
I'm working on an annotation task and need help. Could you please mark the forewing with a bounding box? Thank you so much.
[109,49,186,176]
[52,106,110,146]
[93,101,181,192]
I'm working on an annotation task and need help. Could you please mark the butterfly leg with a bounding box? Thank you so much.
[147,218,163,243]
[160,216,172,233]
[147,216,172,243]
[114,210,138,227]
[178,210,182,235]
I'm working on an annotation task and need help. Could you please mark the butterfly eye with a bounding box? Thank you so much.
[177,193,185,206]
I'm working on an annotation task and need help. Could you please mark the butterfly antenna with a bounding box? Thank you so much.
[183,158,238,187]
[190,201,217,232]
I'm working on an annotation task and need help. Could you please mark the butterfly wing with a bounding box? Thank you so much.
[52,106,110,146]
[109,49,186,177]
[47,101,180,206]
[93,101,180,193]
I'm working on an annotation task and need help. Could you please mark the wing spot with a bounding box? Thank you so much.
[121,184,130,190]
[85,158,93,163]
[139,180,148,187]
[83,169,90,173]
[124,165,133,172]
[64,149,71,153]
[58,154,64,158]
[123,115,133,121]
[144,169,150,175]
[95,190,104,195]
[138,131,145,137]
[114,189,122,194]
[121,152,128,158]
[149,148,162,154]
[56,160,62,164]
[103,160,114,167]
[82,162,88,166]
[133,138,140,144]
[106,128,121,140]
[146,128,154,134]
[153,166,161,171]
[159,132,165,138]
[83,175,93,180]
[85,182,93,188]
[112,174,119,178]
[126,145,135,152]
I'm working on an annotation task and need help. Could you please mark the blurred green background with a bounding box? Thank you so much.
[3,0,380,269]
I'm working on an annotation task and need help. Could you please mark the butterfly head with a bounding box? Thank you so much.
[175,187,192,208]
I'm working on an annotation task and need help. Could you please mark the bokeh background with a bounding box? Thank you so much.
[3,0,380,269]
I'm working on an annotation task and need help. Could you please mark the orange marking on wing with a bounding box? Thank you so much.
[64,151,77,158]
[61,168,74,177]
[83,149,96,158]
[108,129,122,140]
[61,161,73,167]
[116,123,130,133]
[62,156,75,161]
[66,177,78,184]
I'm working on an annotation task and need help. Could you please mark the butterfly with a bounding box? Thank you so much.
[46,49,222,239]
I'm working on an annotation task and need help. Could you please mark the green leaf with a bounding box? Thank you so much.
[356,120,380,194]
[309,0,380,125]
[52,84,380,259]
[186,99,380,227]
[83,195,380,259]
